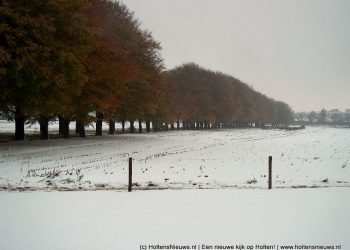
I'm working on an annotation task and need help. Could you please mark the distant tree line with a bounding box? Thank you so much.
[0,0,294,140]
[160,63,293,130]
[295,109,350,125]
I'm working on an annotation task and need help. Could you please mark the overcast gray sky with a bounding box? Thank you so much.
[122,0,350,112]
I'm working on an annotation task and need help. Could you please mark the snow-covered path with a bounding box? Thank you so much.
[0,127,349,190]
[0,188,349,250]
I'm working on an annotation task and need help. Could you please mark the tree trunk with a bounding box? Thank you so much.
[130,120,135,133]
[109,119,115,135]
[59,117,64,135]
[76,120,81,134]
[75,121,79,134]
[191,123,195,130]
[171,123,175,130]
[39,116,49,140]
[62,118,70,138]
[138,120,142,133]
[153,121,158,132]
[176,120,180,130]
[146,120,151,132]
[121,120,125,133]
[95,111,103,136]
[14,109,25,140]
[76,120,85,137]
[75,119,85,137]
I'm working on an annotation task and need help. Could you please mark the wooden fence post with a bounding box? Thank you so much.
[128,157,132,192]
[268,156,272,189]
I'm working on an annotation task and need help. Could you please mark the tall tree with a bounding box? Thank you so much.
[81,0,163,136]
[318,109,327,124]
[345,109,350,123]
[0,0,92,139]
[308,111,318,123]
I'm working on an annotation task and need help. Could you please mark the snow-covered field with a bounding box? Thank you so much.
[1,126,349,250]
[0,188,349,250]
[0,126,349,190]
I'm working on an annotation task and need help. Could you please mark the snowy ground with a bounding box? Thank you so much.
[0,126,349,190]
[1,126,349,249]
[0,188,349,250]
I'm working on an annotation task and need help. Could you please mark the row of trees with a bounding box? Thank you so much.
[0,0,163,139]
[160,63,293,129]
[295,109,350,125]
[0,0,294,140]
